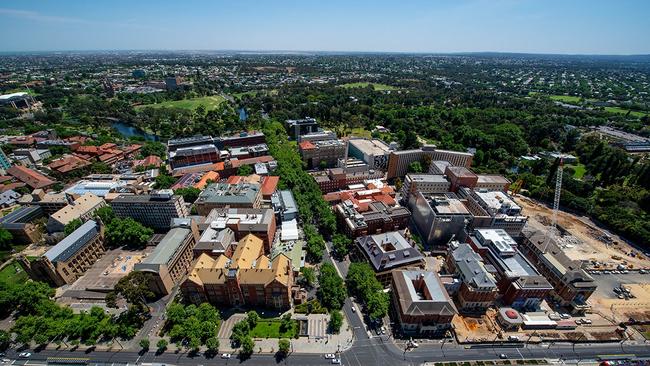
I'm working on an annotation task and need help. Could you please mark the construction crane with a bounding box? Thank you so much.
[544,158,563,252]
[510,179,524,195]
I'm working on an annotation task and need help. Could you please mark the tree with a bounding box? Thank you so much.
[0,329,10,350]
[139,338,150,350]
[346,262,389,321]
[329,310,343,333]
[240,335,254,356]
[331,233,352,258]
[155,173,176,189]
[110,271,156,308]
[94,206,116,225]
[0,228,13,250]
[319,160,328,170]
[174,187,201,203]
[278,338,290,356]
[246,310,259,329]
[64,218,83,235]
[205,337,219,353]
[140,141,166,158]
[105,217,153,249]
[317,263,346,310]
[407,161,423,173]
[237,164,253,176]
[280,313,293,333]
[156,339,168,352]
[299,267,315,288]
[231,320,250,346]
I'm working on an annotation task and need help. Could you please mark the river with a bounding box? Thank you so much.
[111,120,159,141]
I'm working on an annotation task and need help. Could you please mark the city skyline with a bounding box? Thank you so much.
[1,0,649,54]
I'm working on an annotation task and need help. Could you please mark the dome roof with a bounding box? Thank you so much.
[505,309,519,319]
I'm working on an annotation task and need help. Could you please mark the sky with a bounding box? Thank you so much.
[0,0,649,54]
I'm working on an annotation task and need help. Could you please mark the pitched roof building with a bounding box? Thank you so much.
[7,165,55,189]
[354,231,425,285]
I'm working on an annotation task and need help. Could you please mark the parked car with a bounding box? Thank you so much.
[220,353,231,359]
[19,353,31,358]
[324,354,336,359]
[500,354,508,359]
[331,359,342,364]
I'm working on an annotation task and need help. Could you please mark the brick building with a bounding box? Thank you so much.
[446,241,498,312]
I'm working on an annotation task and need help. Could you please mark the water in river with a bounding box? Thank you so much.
[111,120,159,141]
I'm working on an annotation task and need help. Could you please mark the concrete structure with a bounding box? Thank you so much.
[354,231,425,285]
[22,220,104,286]
[348,138,393,170]
[214,131,266,149]
[110,190,188,231]
[135,218,199,295]
[401,174,451,201]
[65,180,128,198]
[0,147,11,172]
[18,189,69,214]
[167,136,214,152]
[271,190,299,222]
[195,182,262,216]
[299,139,347,169]
[410,192,471,247]
[391,270,457,336]
[336,200,410,238]
[0,205,44,244]
[428,149,473,168]
[297,130,337,143]
[476,175,511,192]
[13,148,51,165]
[285,118,319,140]
[520,229,596,313]
[429,160,452,175]
[459,188,528,238]
[446,241,498,312]
[0,92,36,109]
[194,227,235,258]
[202,207,277,253]
[312,167,384,193]
[445,166,478,192]
[47,193,106,233]
[181,234,294,309]
[386,145,436,179]
[169,144,220,169]
[468,229,552,310]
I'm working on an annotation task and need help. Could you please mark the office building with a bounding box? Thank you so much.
[459,188,528,238]
[429,160,452,175]
[299,139,347,169]
[312,167,384,193]
[468,229,552,310]
[181,234,294,309]
[169,144,221,169]
[410,192,472,247]
[348,138,393,170]
[214,131,266,149]
[203,207,277,253]
[22,220,105,287]
[354,231,425,285]
[520,229,596,313]
[298,130,337,143]
[446,242,498,312]
[386,145,435,179]
[167,136,214,152]
[476,175,511,192]
[18,189,69,214]
[111,190,188,231]
[445,166,478,192]
[195,182,262,216]
[285,118,319,140]
[0,205,44,244]
[335,200,410,238]
[401,174,451,201]
[271,190,299,222]
[428,149,473,168]
[391,270,457,336]
[135,218,199,295]
[47,193,106,233]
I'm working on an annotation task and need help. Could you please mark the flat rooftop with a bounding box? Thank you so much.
[427,194,470,215]
[349,138,391,155]
[477,175,510,184]
[473,190,521,212]
[408,174,448,183]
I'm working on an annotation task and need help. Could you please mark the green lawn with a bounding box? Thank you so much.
[338,82,398,91]
[136,95,226,111]
[249,319,299,339]
[549,95,582,103]
[566,163,586,179]
[604,106,648,118]
[348,127,373,138]
[0,260,28,286]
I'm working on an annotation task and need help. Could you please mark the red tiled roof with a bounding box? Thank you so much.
[0,182,26,193]
[299,141,316,150]
[48,155,91,174]
[230,155,274,168]
[7,165,55,189]
[261,176,279,197]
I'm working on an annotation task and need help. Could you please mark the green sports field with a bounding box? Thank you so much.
[136,95,226,111]
[338,82,398,91]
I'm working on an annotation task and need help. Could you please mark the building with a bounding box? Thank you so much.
[195,182,262,216]
[459,188,528,238]
[47,155,91,174]
[299,139,347,169]
[165,76,183,91]
[445,166,478,192]
[7,165,55,189]
[194,227,235,258]
[21,220,104,286]
[226,175,278,200]
[169,144,221,169]
[203,207,277,253]
[298,130,337,143]
[520,229,596,313]
[468,229,552,310]
[335,200,410,238]
[0,92,36,109]
[0,205,44,244]
[0,190,21,207]
[167,136,214,152]
[476,175,511,192]
[386,146,433,179]
[13,148,51,165]
[0,147,11,172]
[401,174,451,201]
[312,167,384,193]
[391,270,457,336]
[428,149,473,168]
[446,242,498,312]
[228,144,269,160]
[214,131,266,149]
[285,118,319,140]
[181,234,294,309]
[18,189,69,214]
[354,231,425,285]
[410,192,472,247]
[65,180,129,198]
[429,160,451,175]
[347,138,393,170]
[271,190,299,222]
[110,190,189,231]
[135,218,199,295]
[47,193,106,233]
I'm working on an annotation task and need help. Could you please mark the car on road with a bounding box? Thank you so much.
[324,354,336,359]
[351,306,356,313]
[331,358,342,364]
[499,354,508,359]
[380,326,386,335]
[220,353,231,359]
[19,352,31,358]
[409,341,419,348]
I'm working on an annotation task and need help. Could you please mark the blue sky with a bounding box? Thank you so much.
[0,0,649,54]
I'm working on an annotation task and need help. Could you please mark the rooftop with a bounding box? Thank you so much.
[137,227,191,269]
[349,138,392,155]
[356,231,424,272]
[44,220,100,263]
[392,270,457,317]
[426,193,470,215]
[407,174,449,183]
[197,182,260,205]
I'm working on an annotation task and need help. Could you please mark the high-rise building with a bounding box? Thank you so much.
[410,192,472,247]
[111,190,188,231]
[299,139,347,169]
[285,118,319,140]
[348,138,393,170]
[195,182,262,216]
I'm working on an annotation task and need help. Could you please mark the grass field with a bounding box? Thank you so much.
[604,106,648,118]
[136,95,226,111]
[566,164,586,179]
[348,127,373,138]
[549,95,582,103]
[249,319,299,339]
[0,260,28,286]
[339,82,398,91]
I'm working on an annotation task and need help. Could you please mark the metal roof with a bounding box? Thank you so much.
[44,220,100,263]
